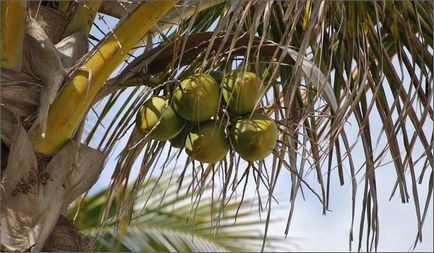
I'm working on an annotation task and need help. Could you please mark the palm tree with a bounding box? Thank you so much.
[65,169,290,252]
[1,1,432,252]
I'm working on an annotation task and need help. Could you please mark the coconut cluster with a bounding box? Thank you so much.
[136,72,278,163]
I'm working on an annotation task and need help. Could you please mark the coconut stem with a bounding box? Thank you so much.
[31,1,177,155]
[1,0,25,71]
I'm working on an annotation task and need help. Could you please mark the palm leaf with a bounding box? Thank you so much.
[77,2,432,252]
[67,169,291,252]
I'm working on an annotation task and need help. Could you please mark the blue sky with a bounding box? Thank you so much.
[84,11,433,252]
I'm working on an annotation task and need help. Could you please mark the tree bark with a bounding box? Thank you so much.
[41,215,91,252]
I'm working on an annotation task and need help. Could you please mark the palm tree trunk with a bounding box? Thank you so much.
[0,1,175,251]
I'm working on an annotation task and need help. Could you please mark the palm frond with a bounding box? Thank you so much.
[68,169,291,252]
[77,1,433,251]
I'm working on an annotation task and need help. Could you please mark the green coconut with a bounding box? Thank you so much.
[173,74,220,122]
[136,96,185,141]
[185,120,229,163]
[230,113,278,161]
[222,71,262,115]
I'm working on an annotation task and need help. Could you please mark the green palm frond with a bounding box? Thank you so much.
[78,1,432,251]
[3,1,431,252]
[67,169,291,252]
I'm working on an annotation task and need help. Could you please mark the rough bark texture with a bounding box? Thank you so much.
[41,215,92,252]
[27,2,71,44]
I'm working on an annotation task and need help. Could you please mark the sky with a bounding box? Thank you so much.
[84,10,433,252]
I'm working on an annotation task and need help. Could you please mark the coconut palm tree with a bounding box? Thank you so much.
[0,1,432,252]
[65,169,290,252]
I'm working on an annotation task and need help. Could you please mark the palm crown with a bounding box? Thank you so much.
[0,1,432,252]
